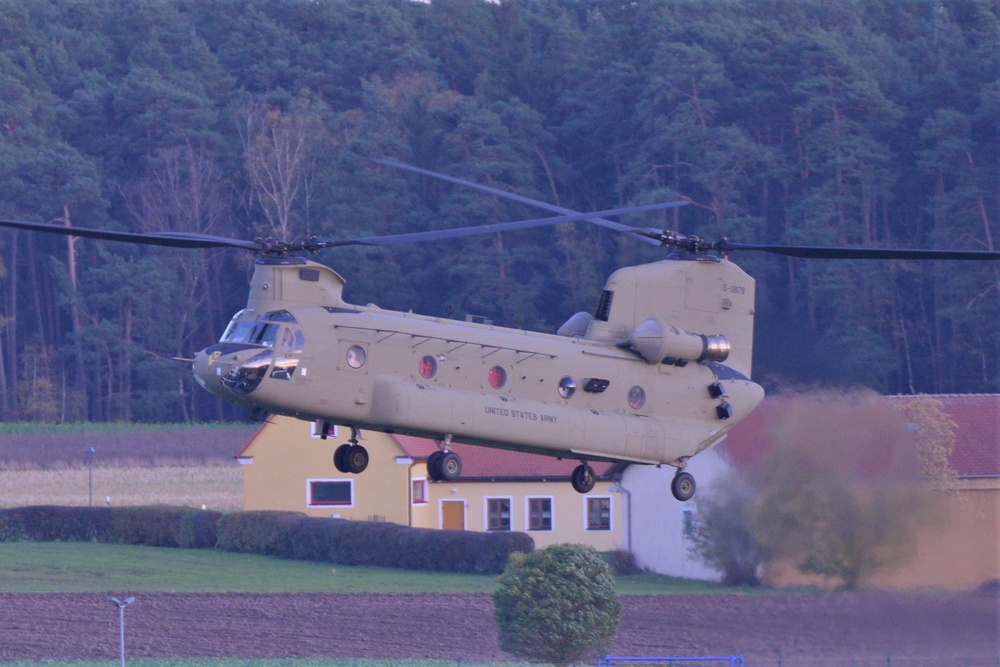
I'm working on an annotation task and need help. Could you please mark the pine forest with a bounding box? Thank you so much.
[0,0,996,423]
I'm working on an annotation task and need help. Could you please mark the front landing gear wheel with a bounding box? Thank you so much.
[344,444,369,474]
[671,471,696,501]
[333,444,351,473]
[571,464,596,494]
[334,443,369,474]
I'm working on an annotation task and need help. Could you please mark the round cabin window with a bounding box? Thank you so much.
[558,376,577,399]
[628,385,646,410]
[346,345,366,369]
[488,365,507,389]
[419,355,437,379]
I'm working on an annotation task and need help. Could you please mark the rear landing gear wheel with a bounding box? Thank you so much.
[571,464,596,494]
[671,471,696,501]
[426,451,444,480]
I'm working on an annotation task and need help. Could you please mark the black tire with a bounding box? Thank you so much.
[426,450,444,481]
[671,471,696,501]
[571,464,596,494]
[333,444,351,473]
[437,451,462,481]
[345,445,369,474]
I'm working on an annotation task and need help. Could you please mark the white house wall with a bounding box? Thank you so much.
[622,448,730,580]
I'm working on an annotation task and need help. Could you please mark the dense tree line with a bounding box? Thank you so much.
[0,0,996,423]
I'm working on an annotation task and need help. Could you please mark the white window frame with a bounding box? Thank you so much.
[309,420,338,439]
[306,478,354,508]
[411,478,428,505]
[524,495,555,532]
[584,495,613,532]
[485,496,514,531]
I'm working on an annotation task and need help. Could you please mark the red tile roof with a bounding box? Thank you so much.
[390,434,619,481]
[722,394,999,478]
[886,394,999,478]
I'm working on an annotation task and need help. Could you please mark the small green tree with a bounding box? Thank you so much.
[493,543,621,667]
[688,471,761,586]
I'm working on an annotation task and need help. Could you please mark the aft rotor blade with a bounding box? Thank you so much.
[0,218,262,250]
[367,157,682,243]
[323,201,699,249]
[721,240,1000,261]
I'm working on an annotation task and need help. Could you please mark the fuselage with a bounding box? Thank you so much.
[193,256,764,468]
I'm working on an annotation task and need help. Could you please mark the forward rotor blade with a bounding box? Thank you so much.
[367,157,682,244]
[720,240,1000,261]
[323,201,699,249]
[0,218,262,250]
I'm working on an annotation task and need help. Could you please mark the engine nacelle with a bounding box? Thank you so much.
[620,317,730,365]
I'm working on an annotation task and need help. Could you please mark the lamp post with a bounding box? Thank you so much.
[84,447,96,507]
[108,596,134,667]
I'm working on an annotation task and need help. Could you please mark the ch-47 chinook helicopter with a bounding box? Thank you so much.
[2,158,998,501]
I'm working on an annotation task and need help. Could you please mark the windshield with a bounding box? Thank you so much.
[220,310,301,348]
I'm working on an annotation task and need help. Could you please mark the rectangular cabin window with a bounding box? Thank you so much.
[527,497,553,531]
[307,479,353,507]
[487,498,512,531]
[595,290,614,322]
[586,496,612,531]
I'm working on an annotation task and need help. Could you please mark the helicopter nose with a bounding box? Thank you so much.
[193,343,273,398]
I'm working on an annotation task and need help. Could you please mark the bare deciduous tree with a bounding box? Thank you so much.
[239,96,328,241]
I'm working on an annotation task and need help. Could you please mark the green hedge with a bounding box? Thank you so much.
[216,511,534,574]
[0,506,534,574]
[0,505,221,548]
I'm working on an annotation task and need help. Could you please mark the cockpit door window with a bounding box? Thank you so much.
[272,327,304,380]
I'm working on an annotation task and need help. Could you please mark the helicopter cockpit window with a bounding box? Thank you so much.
[595,290,614,322]
[272,327,304,380]
[249,322,280,347]
[220,310,254,343]
[262,310,298,323]
[221,320,254,344]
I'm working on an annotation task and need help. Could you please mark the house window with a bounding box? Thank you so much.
[487,497,512,531]
[412,478,428,504]
[307,479,353,507]
[586,496,612,531]
[527,497,553,531]
[309,420,338,439]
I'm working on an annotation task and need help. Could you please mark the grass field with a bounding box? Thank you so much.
[1,660,518,667]
[0,542,725,595]
[0,422,249,509]
[0,463,242,510]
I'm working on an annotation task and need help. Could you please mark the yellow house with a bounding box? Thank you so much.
[237,415,627,551]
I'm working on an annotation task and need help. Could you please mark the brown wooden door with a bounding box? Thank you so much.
[441,499,465,530]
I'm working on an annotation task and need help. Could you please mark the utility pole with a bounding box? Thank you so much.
[85,447,95,507]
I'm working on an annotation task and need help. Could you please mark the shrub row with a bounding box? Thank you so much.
[0,505,534,574]
[0,505,221,548]
[216,510,534,574]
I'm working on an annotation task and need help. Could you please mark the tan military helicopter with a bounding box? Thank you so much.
[2,159,997,501]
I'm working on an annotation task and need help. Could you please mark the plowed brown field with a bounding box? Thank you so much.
[1,591,997,664]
